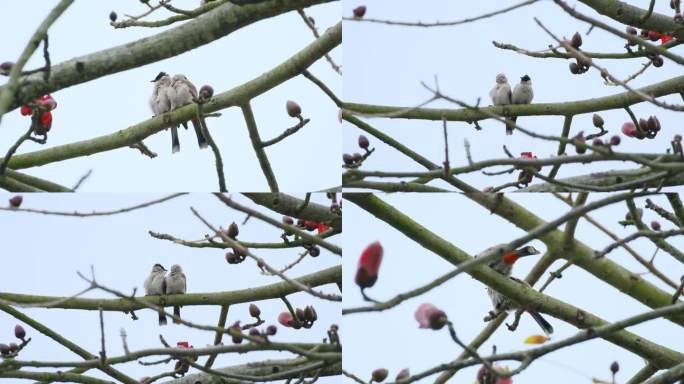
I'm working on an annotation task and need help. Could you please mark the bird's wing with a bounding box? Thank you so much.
[488,85,497,100]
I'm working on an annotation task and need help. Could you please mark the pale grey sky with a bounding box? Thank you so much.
[1,0,341,192]
[342,192,684,383]
[343,0,683,191]
[0,193,341,383]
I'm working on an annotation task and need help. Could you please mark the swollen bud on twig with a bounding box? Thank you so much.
[569,62,581,74]
[282,216,294,225]
[353,5,367,18]
[651,221,661,231]
[309,246,320,257]
[570,32,583,49]
[226,222,239,239]
[396,369,410,381]
[109,11,117,22]
[9,195,23,208]
[355,241,383,288]
[249,303,261,318]
[592,113,604,128]
[286,100,302,117]
[14,325,26,340]
[248,328,260,337]
[371,368,389,383]
[651,55,664,67]
[0,344,9,356]
[230,322,243,344]
[610,361,620,374]
[0,61,13,76]
[358,134,369,149]
[415,303,448,330]
[610,135,621,146]
[343,153,354,165]
[266,325,277,335]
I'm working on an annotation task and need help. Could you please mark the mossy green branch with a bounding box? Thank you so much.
[0,266,340,311]
[343,75,684,122]
[521,168,684,192]
[1,22,341,170]
[578,0,684,37]
[344,193,684,369]
[0,0,334,110]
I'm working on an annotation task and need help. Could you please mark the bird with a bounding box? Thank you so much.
[478,244,554,335]
[170,74,209,150]
[164,264,187,324]
[511,74,534,133]
[149,72,179,153]
[144,263,168,326]
[489,73,514,135]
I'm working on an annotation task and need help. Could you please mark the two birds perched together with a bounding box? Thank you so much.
[144,263,187,326]
[479,244,554,335]
[149,72,209,153]
[489,73,534,135]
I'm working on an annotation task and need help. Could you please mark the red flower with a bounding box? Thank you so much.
[621,122,638,137]
[414,303,448,330]
[20,106,31,116]
[316,223,330,234]
[303,220,318,231]
[661,34,674,44]
[278,312,295,327]
[355,241,383,288]
[176,341,190,348]
[520,152,534,159]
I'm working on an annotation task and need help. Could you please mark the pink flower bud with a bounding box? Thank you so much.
[415,303,448,330]
[355,241,383,288]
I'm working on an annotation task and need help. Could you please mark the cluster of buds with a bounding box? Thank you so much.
[247,324,278,341]
[621,115,660,140]
[476,365,513,384]
[0,325,29,358]
[343,135,374,168]
[353,5,366,18]
[224,221,249,264]
[414,303,448,330]
[8,195,22,209]
[172,341,197,376]
[517,152,541,185]
[566,32,592,75]
[625,26,674,58]
[20,94,57,140]
[278,305,318,329]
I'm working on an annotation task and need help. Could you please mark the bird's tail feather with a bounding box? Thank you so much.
[173,306,181,324]
[528,309,553,335]
[171,126,180,153]
[191,118,209,149]
[158,310,167,326]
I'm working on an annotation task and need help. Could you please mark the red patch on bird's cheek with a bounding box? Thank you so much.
[503,252,519,264]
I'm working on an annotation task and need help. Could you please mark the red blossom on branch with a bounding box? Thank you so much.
[355,241,383,288]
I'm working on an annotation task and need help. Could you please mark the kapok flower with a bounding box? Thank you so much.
[278,312,295,328]
[355,241,383,288]
[317,223,330,234]
[414,303,448,330]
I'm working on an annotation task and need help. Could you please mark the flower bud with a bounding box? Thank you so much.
[14,325,26,340]
[352,153,363,163]
[304,305,317,322]
[109,11,117,22]
[8,343,18,352]
[652,55,664,67]
[358,135,369,149]
[415,303,448,330]
[226,222,239,239]
[230,322,243,344]
[343,153,354,165]
[249,303,261,318]
[621,122,638,138]
[569,62,581,74]
[9,195,23,208]
[647,116,661,132]
[225,252,239,264]
[278,312,296,328]
[295,308,305,321]
[309,246,320,257]
[648,31,662,41]
[592,138,603,146]
[248,328,260,337]
[371,368,389,383]
[651,221,661,231]
[286,100,301,117]
[625,26,637,35]
[592,113,604,128]
[353,5,367,18]
[0,344,9,356]
[355,241,383,288]
[396,369,410,381]
[282,216,294,225]
[266,325,277,335]
[570,32,583,49]
[610,361,620,374]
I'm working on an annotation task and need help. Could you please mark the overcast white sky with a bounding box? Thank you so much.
[343,192,684,383]
[0,0,341,192]
[343,0,684,191]
[0,193,341,383]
